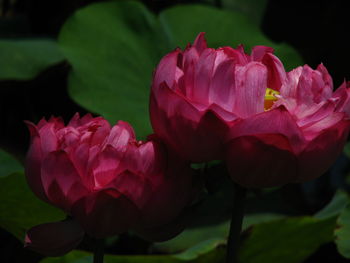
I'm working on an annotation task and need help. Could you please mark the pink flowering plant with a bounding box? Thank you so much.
[1,1,350,263]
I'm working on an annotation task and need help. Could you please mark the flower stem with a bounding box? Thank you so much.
[93,238,105,263]
[226,183,247,263]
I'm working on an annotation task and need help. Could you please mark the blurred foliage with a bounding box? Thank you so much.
[0,39,63,80]
[335,203,350,259]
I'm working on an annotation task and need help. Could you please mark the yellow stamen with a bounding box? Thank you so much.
[264,88,280,110]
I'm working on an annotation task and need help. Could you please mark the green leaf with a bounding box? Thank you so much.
[59,1,302,137]
[222,0,269,25]
[59,0,161,137]
[239,216,336,263]
[335,203,350,258]
[315,190,349,219]
[0,172,65,240]
[39,242,225,263]
[0,39,64,80]
[154,213,284,254]
[343,142,350,159]
[0,149,22,177]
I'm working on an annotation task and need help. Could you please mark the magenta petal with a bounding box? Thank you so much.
[192,32,207,54]
[153,50,180,89]
[24,122,48,202]
[209,59,236,111]
[261,53,286,91]
[192,48,217,104]
[228,106,305,153]
[41,151,88,210]
[226,134,297,187]
[24,219,84,257]
[298,120,350,182]
[233,62,267,118]
[251,45,274,61]
[71,190,139,238]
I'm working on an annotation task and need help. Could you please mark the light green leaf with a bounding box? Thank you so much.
[335,203,350,258]
[315,190,349,219]
[0,39,64,80]
[0,172,65,240]
[239,216,336,263]
[222,0,269,25]
[59,0,161,137]
[0,149,22,177]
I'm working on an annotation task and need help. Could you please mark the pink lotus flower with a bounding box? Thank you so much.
[24,114,196,256]
[150,33,286,162]
[226,65,350,187]
[150,32,350,187]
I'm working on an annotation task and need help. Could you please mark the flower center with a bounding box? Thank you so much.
[264,88,280,110]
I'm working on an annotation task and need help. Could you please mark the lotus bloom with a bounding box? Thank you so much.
[150,32,286,162]
[24,114,195,256]
[150,32,350,187]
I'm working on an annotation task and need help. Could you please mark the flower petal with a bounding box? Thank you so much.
[71,190,139,238]
[24,121,48,202]
[24,219,84,256]
[226,134,297,187]
[233,62,267,118]
[298,120,350,181]
[41,151,88,210]
[227,106,305,153]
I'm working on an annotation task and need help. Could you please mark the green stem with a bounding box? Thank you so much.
[93,238,105,263]
[226,183,247,263]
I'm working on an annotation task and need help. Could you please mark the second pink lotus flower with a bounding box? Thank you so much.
[150,32,350,187]
[24,114,197,256]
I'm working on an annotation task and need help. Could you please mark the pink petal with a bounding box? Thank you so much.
[153,50,180,90]
[261,53,286,91]
[209,59,236,112]
[192,32,207,54]
[301,112,345,140]
[227,106,305,153]
[280,66,303,99]
[24,219,84,256]
[41,151,88,210]
[251,46,274,61]
[105,121,134,149]
[92,145,125,189]
[333,81,350,116]
[24,122,48,202]
[226,134,298,187]
[191,48,217,104]
[233,62,268,118]
[71,190,139,238]
[221,46,249,65]
[150,84,229,162]
[298,119,350,182]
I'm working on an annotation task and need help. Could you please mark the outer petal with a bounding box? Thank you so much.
[71,190,140,238]
[138,149,195,228]
[209,59,236,112]
[41,151,88,211]
[297,119,350,182]
[153,50,180,91]
[225,134,298,187]
[233,62,267,118]
[227,106,305,153]
[191,48,217,104]
[24,219,84,256]
[24,121,48,202]
[150,87,231,162]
